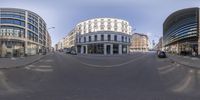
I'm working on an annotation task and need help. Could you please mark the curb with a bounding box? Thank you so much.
[0,54,49,70]
[167,55,200,69]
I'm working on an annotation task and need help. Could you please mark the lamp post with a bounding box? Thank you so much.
[48,27,55,30]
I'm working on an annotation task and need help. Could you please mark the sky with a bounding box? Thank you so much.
[0,0,200,47]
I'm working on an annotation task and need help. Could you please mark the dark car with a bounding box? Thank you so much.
[157,51,166,58]
[65,50,71,54]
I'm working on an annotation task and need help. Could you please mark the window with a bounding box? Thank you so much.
[0,26,25,38]
[0,19,25,26]
[84,37,86,42]
[28,23,38,33]
[122,36,124,42]
[114,35,117,41]
[125,36,127,42]
[94,35,97,41]
[0,14,25,20]
[101,34,104,41]
[108,34,111,41]
[79,38,81,43]
[89,36,91,42]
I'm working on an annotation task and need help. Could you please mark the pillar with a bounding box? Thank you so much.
[127,45,130,54]
[25,11,28,56]
[118,44,122,54]
[75,46,78,53]
[110,44,113,55]
[104,44,107,55]
[85,45,88,54]
[81,45,84,54]
[198,38,200,56]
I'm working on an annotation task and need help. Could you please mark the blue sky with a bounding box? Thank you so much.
[1,0,200,47]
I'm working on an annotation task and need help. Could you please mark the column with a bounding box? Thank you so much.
[25,11,28,56]
[176,42,179,54]
[198,38,200,56]
[118,44,122,54]
[85,45,88,54]
[75,46,78,53]
[81,45,84,54]
[198,11,200,56]
[104,44,107,55]
[110,44,113,55]
[127,45,130,54]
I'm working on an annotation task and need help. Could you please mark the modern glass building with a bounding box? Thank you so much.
[75,18,132,55]
[163,7,200,56]
[0,8,51,57]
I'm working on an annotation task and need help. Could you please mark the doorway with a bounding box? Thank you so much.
[106,45,111,54]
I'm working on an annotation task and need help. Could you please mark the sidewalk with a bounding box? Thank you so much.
[0,54,47,69]
[167,53,200,68]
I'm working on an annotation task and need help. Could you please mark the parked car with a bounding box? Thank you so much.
[157,51,166,58]
[65,50,71,54]
[70,50,77,55]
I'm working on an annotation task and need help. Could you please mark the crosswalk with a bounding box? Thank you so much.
[157,61,200,95]
[25,64,53,72]
[24,59,54,72]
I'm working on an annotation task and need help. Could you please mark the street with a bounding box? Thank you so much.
[0,52,200,100]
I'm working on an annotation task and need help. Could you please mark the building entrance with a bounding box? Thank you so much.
[106,45,111,54]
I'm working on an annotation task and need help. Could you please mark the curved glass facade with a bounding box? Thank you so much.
[163,7,199,55]
[0,8,51,57]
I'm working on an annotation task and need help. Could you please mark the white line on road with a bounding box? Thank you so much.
[34,68,53,72]
[172,74,194,93]
[0,71,15,93]
[159,66,177,74]
[25,64,53,72]
[157,64,174,71]
[73,54,148,68]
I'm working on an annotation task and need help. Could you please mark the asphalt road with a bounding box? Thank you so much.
[0,52,200,100]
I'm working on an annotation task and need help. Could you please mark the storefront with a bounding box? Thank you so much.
[0,40,25,57]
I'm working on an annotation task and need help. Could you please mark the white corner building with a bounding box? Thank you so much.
[75,18,132,55]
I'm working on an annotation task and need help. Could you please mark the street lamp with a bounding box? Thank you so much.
[48,27,55,30]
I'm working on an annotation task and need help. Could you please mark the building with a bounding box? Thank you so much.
[63,36,69,49]
[155,37,163,51]
[63,29,76,50]
[75,18,132,55]
[57,38,64,51]
[163,7,200,56]
[130,33,149,52]
[0,8,51,57]
[46,31,52,52]
[55,44,58,51]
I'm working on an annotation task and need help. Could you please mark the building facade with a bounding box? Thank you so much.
[130,33,149,52]
[64,28,76,50]
[75,18,132,55]
[0,8,51,57]
[154,37,163,51]
[163,7,200,56]
[57,38,64,51]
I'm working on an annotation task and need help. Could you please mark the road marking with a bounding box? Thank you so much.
[73,54,147,68]
[157,64,173,71]
[39,59,53,63]
[159,66,176,74]
[34,68,53,72]
[191,58,199,60]
[38,65,52,68]
[25,65,53,72]
[0,71,15,93]
[25,65,35,70]
[172,74,193,93]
